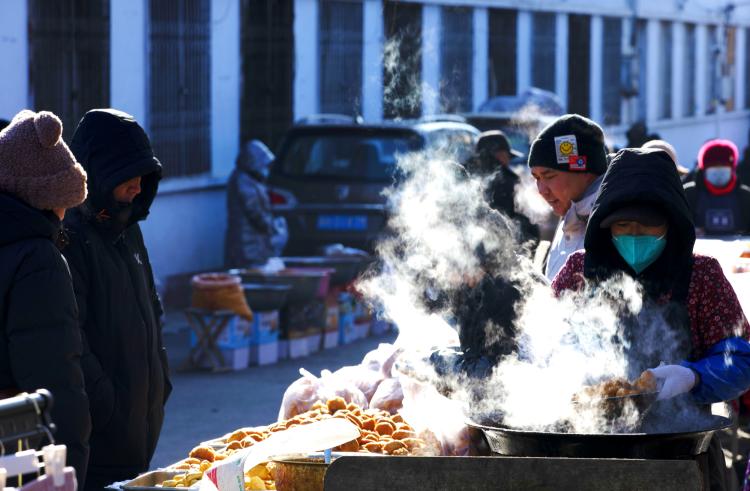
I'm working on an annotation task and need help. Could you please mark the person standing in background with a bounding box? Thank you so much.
[465,130,538,242]
[225,140,287,268]
[684,139,750,236]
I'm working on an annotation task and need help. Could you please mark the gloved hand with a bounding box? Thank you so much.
[648,364,697,400]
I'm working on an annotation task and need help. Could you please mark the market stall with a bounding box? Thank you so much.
[115,335,728,491]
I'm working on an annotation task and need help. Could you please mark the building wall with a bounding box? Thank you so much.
[1,0,750,295]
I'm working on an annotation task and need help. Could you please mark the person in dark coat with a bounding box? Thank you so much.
[464,131,538,242]
[225,140,283,268]
[684,139,750,236]
[64,109,171,490]
[553,148,750,490]
[0,110,90,485]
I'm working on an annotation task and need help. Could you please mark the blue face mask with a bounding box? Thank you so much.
[611,234,667,274]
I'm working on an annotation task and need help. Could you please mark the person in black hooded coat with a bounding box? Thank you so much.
[553,148,750,491]
[63,109,171,490]
[0,110,91,485]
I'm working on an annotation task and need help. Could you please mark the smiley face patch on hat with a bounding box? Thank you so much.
[554,135,579,165]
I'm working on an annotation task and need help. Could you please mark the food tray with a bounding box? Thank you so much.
[122,470,199,490]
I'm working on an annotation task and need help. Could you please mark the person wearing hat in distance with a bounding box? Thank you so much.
[642,139,690,181]
[552,148,750,490]
[684,139,750,236]
[528,114,609,280]
[63,109,171,490]
[465,130,538,242]
[0,110,91,485]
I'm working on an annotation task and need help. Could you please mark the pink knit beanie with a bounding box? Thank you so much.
[0,110,87,210]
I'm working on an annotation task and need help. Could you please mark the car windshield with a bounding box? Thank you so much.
[281,132,421,181]
[422,129,477,163]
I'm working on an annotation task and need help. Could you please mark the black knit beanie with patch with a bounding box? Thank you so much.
[527,114,608,176]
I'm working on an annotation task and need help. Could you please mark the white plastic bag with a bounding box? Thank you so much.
[361,343,402,378]
[369,377,404,414]
[318,369,369,409]
[332,365,384,401]
[398,373,470,456]
[277,369,321,421]
[278,368,369,421]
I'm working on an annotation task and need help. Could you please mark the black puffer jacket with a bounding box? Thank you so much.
[0,193,90,484]
[63,109,170,488]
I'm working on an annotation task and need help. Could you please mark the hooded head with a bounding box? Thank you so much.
[641,139,689,177]
[236,140,274,181]
[697,139,738,195]
[70,109,161,228]
[0,110,87,212]
[584,148,695,301]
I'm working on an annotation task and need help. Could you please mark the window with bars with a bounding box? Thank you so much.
[635,20,648,121]
[149,0,211,178]
[383,1,422,119]
[568,14,591,116]
[488,9,516,97]
[706,25,719,115]
[602,17,622,125]
[28,0,110,142]
[685,24,696,117]
[319,0,363,116]
[440,7,473,112]
[240,0,293,151]
[531,12,556,92]
[724,27,736,112]
[659,22,673,120]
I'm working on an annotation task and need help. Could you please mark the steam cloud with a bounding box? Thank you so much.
[359,34,724,436]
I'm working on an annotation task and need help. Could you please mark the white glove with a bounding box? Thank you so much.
[648,364,697,400]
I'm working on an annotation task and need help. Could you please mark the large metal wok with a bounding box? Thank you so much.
[467,415,732,459]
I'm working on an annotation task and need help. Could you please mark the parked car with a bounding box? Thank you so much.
[463,87,564,164]
[267,119,480,255]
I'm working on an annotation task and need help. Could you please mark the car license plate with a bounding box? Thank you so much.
[317,215,368,231]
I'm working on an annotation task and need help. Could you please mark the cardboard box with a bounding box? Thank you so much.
[338,312,356,345]
[278,339,289,360]
[189,315,252,349]
[354,322,370,339]
[307,331,323,353]
[289,337,309,359]
[323,330,339,349]
[250,342,279,366]
[251,311,280,345]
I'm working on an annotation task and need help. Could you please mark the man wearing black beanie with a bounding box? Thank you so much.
[527,114,608,280]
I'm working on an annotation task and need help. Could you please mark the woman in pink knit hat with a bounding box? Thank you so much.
[684,139,750,236]
[0,110,91,486]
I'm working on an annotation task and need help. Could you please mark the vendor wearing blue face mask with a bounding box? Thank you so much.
[684,139,750,236]
[553,148,750,489]
[553,148,750,403]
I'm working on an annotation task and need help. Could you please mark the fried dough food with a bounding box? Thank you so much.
[576,370,658,402]
[156,398,430,488]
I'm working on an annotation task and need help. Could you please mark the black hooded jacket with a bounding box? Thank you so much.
[63,109,170,485]
[581,149,697,374]
[0,193,90,483]
[585,148,696,303]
